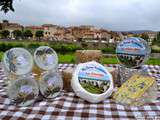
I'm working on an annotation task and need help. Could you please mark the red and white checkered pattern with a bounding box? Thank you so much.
[0,64,160,120]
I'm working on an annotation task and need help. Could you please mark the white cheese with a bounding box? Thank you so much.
[71,61,114,103]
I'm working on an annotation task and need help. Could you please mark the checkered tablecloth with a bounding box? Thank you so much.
[0,64,160,120]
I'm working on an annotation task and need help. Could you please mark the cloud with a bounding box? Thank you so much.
[0,0,160,31]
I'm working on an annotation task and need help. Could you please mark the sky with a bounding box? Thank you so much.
[0,0,160,31]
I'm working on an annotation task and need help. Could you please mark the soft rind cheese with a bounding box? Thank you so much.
[71,61,114,103]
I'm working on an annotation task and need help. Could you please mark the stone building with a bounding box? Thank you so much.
[145,32,157,43]
[42,24,58,40]
[0,20,23,38]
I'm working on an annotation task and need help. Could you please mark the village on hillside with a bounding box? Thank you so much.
[0,20,158,44]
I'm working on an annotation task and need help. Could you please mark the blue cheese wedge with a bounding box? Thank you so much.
[113,74,156,106]
[71,61,114,103]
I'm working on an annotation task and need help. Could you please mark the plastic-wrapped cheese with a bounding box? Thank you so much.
[71,61,114,103]
[34,46,58,71]
[113,74,157,106]
[7,77,39,106]
[39,72,63,99]
[3,48,33,76]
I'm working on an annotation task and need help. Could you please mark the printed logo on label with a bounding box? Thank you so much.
[46,55,54,65]
[16,56,28,66]
[20,85,33,94]
[47,76,56,86]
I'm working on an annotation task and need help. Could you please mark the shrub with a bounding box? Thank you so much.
[27,43,41,49]
[151,45,160,53]
[0,41,82,53]
[51,43,82,53]
[101,47,115,54]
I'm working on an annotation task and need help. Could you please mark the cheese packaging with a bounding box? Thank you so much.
[34,46,58,71]
[117,65,148,86]
[113,74,157,106]
[71,61,114,103]
[39,72,63,99]
[3,48,33,76]
[116,37,151,68]
[7,77,39,106]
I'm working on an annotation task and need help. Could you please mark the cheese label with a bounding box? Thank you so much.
[113,74,155,104]
[116,37,146,55]
[116,37,150,68]
[78,63,111,94]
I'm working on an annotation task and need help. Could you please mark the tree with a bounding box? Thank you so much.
[35,30,44,40]
[133,34,140,37]
[157,32,160,42]
[0,0,14,13]
[23,30,33,39]
[153,32,160,46]
[141,33,149,41]
[12,30,22,39]
[0,24,2,30]
[0,30,10,38]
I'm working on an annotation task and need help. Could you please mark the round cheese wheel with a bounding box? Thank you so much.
[3,48,33,75]
[34,46,58,71]
[39,72,63,99]
[116,37,150,68]
[7,77,39,106]
[71,61,114,103]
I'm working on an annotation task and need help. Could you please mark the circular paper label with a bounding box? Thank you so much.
[72,61,114,103]
[78,63,111,94]
[116,37,150,68]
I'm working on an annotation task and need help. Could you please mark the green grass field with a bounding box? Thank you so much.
[0,52,160,65]
[0,41,159,65]
[58,53,160,65]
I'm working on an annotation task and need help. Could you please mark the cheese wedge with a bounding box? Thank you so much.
[113,74,156,105]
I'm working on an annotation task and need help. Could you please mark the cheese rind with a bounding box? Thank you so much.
[71,61,114,103]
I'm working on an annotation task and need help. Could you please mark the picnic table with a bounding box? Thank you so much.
[0,64,160,120]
